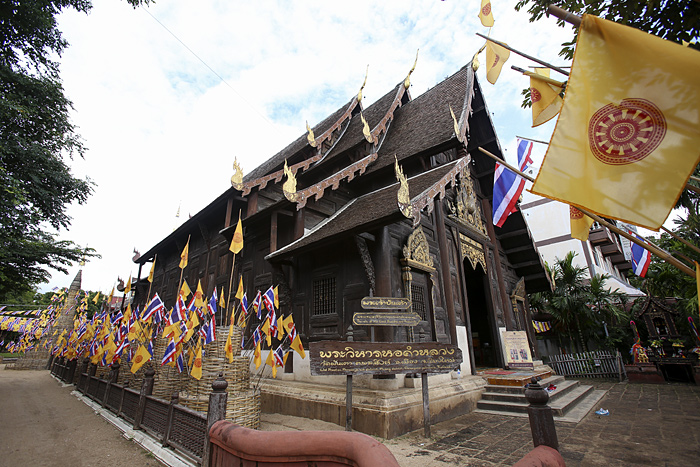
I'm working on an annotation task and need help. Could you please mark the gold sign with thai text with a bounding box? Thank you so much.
[353,312,421,327]
[310,341,462,376]
[360,296,411,310]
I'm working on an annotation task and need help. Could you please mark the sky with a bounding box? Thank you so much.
[46,0,579,293]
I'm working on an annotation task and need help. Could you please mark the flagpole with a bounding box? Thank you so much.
[226,210,242,327]
[146,254,157,303]
[511,66,566,87]
[477,146,697,278]
[547,5,582,28]
[176,235,191,304]
[661,226,700,256]
[475,33,570,76]
[515,136,550,146]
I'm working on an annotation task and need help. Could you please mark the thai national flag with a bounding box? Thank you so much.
[492,139,534,227]
[273,346,285,367]
[204,319,216,344]
[142,293,165,321]
[631,234,651,277]
[161,339,177,366]
[262,286,275,313]
[252,327,263,346]
[207,289,218,317]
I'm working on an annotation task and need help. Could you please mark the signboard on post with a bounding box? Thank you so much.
[352,312,421,327]
[360,297,411,310]
[501,330,534,369]
[309,341,462,376]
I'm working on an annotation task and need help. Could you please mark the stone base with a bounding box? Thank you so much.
[625,363,665,384]
[259,375,486,439]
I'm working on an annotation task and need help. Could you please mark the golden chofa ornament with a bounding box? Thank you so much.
[283,159,298,202]
[395,155,412,218]
[231,157,244,191]
[404,49,419,89]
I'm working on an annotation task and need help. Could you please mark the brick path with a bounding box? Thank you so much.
[387,380,700,466]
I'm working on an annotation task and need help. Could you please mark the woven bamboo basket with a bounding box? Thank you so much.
[227,391,261,429]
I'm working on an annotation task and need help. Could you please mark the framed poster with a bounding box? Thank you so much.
[501,330,534,369]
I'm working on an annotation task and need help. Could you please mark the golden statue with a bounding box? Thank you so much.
[395,155,412,218]
[231,157,244,190]
[283,160,297,202]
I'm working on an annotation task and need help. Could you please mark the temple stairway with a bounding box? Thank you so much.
[475,370,608,423]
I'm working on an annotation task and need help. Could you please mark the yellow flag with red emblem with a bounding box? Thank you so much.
[230,217,243,254]
[569,206,594,241]
[530,68,563,127]
[479,0,494,27]
[485,40,510,84]
[190,344,203,380]
[531,15,700,230]
[130,344,152,374]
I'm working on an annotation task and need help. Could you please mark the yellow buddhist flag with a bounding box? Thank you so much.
[148,256,156,283]
[569,206,594,241]
[219,287,226,309]
[485,40,510,84]
[265,348,277,378]
[225,325,234,363]
[254,342,261,369]
[195,280,204,308]
[236,307,247,328]
[179,238,189,269]
[283,314,294,333]
[92,291,100,304]
[235,277,244,300]
[273,286,279,309]
[124,276,132,294]
[290,334,306,359]
[530,68,563,127]
[531,15,700,230]
[230,217,243,254]
[190,344,203,380]
[107,287,114,306]
[276,315,284,339]
[130,344,152,374]
[478,0,494,27]
[180,280,191,299]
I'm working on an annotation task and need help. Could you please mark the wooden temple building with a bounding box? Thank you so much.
[133,60,550,437]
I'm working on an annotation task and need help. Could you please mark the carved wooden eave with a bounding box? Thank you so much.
[294,152,378,209]
[459,233,487,272]
[313,97,360,154]
[240,153,324,196]
[408,156,470,228]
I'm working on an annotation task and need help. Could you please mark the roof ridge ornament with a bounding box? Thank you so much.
[449,105,462,143]
[231,157,244,191]
[360,112,374,144]
[395,155,413,218]
[306,121,317,147]
[357,65,368,103]
[283,160,298,202]
[404,49,419,89]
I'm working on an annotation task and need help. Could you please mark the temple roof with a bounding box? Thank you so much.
[266,161,461,260]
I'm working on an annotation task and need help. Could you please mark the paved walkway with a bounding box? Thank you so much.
[1,368,699,466]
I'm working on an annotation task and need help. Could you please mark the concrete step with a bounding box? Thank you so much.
[481,379,579,403]
[549,384,594,416]
[483,375,565,394]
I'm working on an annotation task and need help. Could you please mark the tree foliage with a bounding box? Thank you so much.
[0,1,149,300]
[530,252,628,353]
[515,0,700,60]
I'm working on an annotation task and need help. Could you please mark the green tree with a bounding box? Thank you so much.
[0,1,149,301]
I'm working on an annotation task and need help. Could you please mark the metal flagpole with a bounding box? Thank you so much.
[475,33,570,76]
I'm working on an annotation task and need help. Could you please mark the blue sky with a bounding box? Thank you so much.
[48,0,576,293]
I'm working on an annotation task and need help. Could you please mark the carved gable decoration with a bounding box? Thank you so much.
[402,226,434,272]
[459,233,486,272]
[448,167,488,238]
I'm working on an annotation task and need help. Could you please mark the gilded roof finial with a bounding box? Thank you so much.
[404,49,419,89]
[360,112,374,144]
[395,155,413,218]
[357,65,369,103]
[471,42,487,72]
[231,157,244,190]
[449,105,462,142]
[283,160,298,202]
[306,121,317,147]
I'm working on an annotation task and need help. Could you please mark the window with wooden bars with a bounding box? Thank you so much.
[411,284,427,320]
[313,277,336,315]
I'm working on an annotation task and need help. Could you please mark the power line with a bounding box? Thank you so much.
[140,7,275,128]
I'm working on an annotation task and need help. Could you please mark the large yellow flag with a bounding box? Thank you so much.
[230,217,243,254]
[569,206,594,241]
[179,238,189,269]
[235,277,244,300]
[92,291,100,304]
[478,0,494,27]
[195,280,204,308]
[124,276,132,294]
[130,344,152,374]
[180,279,192,299]
[531,15,700,230]
[254,342,261,369]
[225,325,234,363]
[485,41,509,84]
[530,68,563,127]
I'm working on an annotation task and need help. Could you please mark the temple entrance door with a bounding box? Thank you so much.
[463,260,496,368]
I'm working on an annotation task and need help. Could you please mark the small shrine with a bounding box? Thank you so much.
[628,296,698,384]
